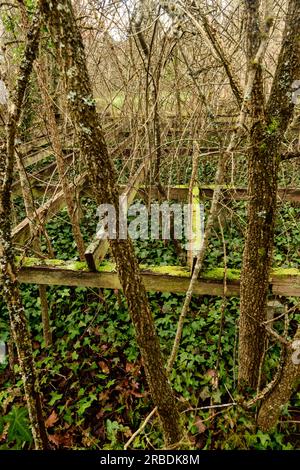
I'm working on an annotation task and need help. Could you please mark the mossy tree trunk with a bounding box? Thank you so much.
[238,0,300,389]
[35,56,86,260]
[39,0,184,448]
[0,14,48,449]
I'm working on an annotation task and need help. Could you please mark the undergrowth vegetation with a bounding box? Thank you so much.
[1,186,299,450]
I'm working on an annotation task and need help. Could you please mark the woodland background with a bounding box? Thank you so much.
[0,0,299,450]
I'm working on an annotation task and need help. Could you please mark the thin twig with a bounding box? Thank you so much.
[183,402,237,413]
[124,407,157,450]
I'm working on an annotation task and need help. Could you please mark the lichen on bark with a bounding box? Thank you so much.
[238,0,300,391]
[0,12,48,449]
[39,0,185,448]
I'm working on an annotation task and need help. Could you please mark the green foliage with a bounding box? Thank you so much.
[1,185,300,450]
[0,406,32,449]
[266,117,280,135]
[24,0,38,13]
[104,419,131,450]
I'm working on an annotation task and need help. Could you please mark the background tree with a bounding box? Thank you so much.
[0,12,48,449]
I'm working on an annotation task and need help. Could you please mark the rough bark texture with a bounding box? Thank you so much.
[39,0,184,448]
[35,57,86,260]
[238,0,300,389]
[257,329,300,431]
[18,0,85,263]
[0,15,48,449]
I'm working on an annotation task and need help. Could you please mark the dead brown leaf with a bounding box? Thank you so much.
[45,410,58,428]
[194,416,206,434]
[98,361,109,374]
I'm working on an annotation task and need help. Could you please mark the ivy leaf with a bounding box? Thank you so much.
[71,351,79,360]
[257,430,270,447]
[49,391,63,406]
[5,406,32,444]
[211,389,222,404]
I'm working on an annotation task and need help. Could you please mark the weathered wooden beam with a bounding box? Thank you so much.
[84,162,148,271]
[12,174,86,244]
[20,134,50,156]
[21,134,74,167]
[12,153,74,197]
[276,188,300,202]
[12,180,300,246]
[16,259,240,295]
[12,177,300,203]
[270,269,300,297]
[110,146,221,157]
[12,259,300,297]
[135,186,300,203]
[198,187,300,202]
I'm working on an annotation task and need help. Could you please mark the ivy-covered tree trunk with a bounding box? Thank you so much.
[39,0,184,448]
[238,0,300,389]
[0,15,48,449]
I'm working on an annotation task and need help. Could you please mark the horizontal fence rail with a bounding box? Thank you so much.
[9,258,300,297]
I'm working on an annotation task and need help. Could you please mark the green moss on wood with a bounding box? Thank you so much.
[17,257,88,271]
[140,265,241,281]
[97,261,116,272]
[14,258,300,283]
[271,268,300,278]
[141,265,191,277]
[65,261,88,271]
[201,267,241,281]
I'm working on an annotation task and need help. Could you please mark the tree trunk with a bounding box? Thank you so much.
[239,133,279,388]
[35,56,86,260]
[238,0,300,389]
[0,14,48,449]
[257,328,300,431]
[39,0,184,448]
